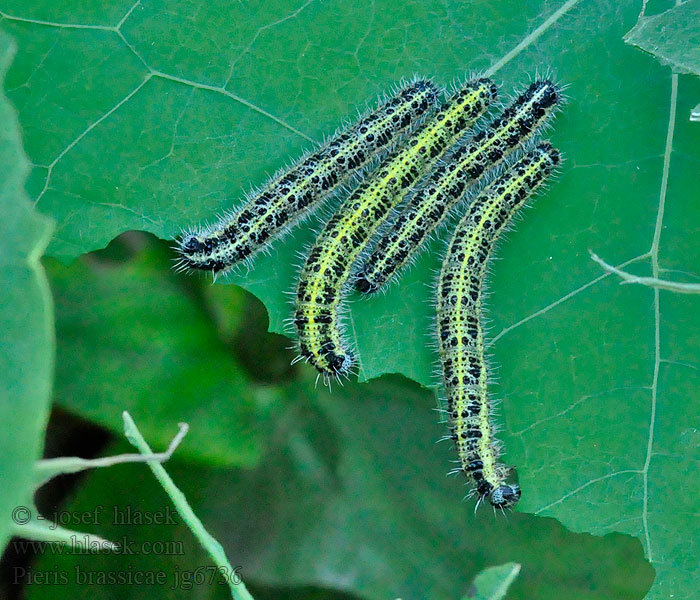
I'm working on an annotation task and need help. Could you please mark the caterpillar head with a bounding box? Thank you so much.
[355,272,378,294]
[325,350,349,374]
[176,233,227,272]
[476,478,521,510]
[489,483,521,509]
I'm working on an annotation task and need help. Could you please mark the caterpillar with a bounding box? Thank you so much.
[175,78,441,272]
[295,78,497,379]
[436,143,560,509]
[356,79,561,294]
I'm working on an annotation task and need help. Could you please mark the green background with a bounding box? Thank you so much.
[1,0,699,598]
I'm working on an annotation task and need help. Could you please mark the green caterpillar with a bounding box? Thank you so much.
[357,80,561,293]
[436,143,560,509]
[295,78,497,379]
[176,78,441,272]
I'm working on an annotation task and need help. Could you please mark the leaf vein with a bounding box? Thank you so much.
[484,0,582,77]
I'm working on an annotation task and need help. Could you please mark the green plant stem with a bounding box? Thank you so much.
[122,411,254,600]
[591,251,700,294]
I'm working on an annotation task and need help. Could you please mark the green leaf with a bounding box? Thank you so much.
[464,563,520,600]
[0,32,54,553]
[26,377,653,600]
[47,239,281,467]
[4,2,700,597]
[625,0,700,76]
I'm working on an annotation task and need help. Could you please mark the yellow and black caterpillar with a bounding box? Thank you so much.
[436,143,560,509]
[176,78,441,272]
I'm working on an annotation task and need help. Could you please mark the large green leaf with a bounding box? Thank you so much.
[3,1,700,597]
[27,376,654,600]
[0,33,54,552]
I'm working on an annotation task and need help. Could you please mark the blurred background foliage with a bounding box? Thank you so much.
[19,235,656,600]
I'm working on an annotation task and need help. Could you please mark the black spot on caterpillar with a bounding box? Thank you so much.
[356,79,562,293]
[436,143,560,509]
[176,78,441,273]
[294,78,498,380]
